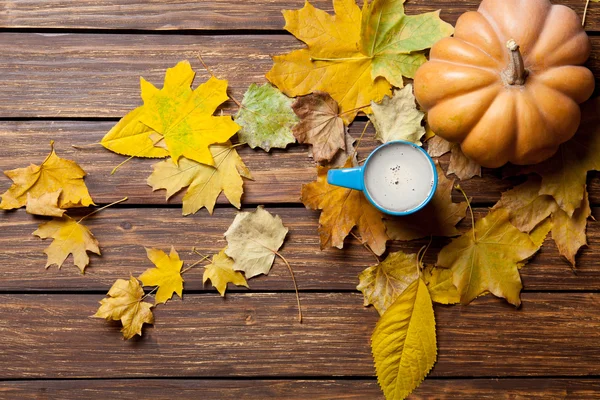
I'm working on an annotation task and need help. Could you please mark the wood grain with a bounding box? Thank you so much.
[0,33,598,118]
[1,207,599,292]
[0,293,599,378]
[1,378,599,399]
[0,0,597,32]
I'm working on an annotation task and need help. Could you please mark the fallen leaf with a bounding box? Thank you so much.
[492,176,558,232]
[515,98,600,217]
[235,83,298,151]
[311,131,357,168]
[357,251,420,315]
[224,206,289,278]
[33,215,100,273]
[386,163,466,241]
[426,135,481,180]
[138,247,184,305]
[301,159,388,255]
[292,91,346,162]
[551,188,590,266]
[368,84,425,145]
[93,276,154,340]
[437,209,542,306]
[102,60,239,166]
[371,278,437,400]
[147,142,252,215]
[0,141,94,211]
[26,190,66,217]
[203,248,249,296]
[266,0,453,124]
[421,265,460,305]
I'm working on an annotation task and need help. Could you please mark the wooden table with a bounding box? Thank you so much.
[0,0,599,398]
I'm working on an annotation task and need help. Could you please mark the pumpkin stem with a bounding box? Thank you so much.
[502,39,528,86]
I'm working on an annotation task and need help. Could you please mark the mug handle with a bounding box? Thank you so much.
[327,166,364,191]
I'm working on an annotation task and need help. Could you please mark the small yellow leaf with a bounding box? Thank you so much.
[203,249,249,296]
[0,142,94,211]
[138,247,184,305]
[33,215,100,273]
[147,142,252,215]
[421,265,460,305]
[26,190,66,217]
[371,278,437,400]
[357,251,420,315]
[93,276,154,340]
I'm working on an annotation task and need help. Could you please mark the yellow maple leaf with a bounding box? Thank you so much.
[0,141,94,211]
[301,159,388,255]
[147,142,252,215]
[26,190,66,217]
[421,264,460,305]
[203,249,249,296]
[266,0,453,124]
[101,61,239,166]
[93,276,154,340]
[33,215,100,273]
[138,247,184,305]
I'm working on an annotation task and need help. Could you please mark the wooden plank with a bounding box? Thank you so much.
[0,33,598,118]
[1,378,599,399]
[0,293,599,378]
[0,120,517,206]
[0,0,597,32]
[0,208,599,291]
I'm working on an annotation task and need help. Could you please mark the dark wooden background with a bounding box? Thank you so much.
[0,0,599,398]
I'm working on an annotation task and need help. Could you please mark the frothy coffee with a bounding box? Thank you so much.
[363,143,435,213]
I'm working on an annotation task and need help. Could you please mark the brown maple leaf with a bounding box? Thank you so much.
[427,135,481,180]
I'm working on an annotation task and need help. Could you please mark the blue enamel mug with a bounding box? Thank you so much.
[327,140,438,216]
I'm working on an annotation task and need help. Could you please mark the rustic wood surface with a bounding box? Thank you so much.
[1,0,600,398]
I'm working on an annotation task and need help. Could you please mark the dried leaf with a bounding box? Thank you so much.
[437,209,541,306]
[386,163,466,241]
[371,278,436,400]
[357,251,420,315]
[551,188,590,266]
[426,135,481,180]
[147,142,252,215]
[368,84,425,145]
[235,83,298,151]
[492,176,558,232]
[33,215,100,273]
[93,276,154,340]
[313,132,357,168]
[266,0,453,124]
[421,265,460,305]
[102,61,239,166]
[426,135,453,157]
[26,190,66,217]
[0,141,94,211]
[224,206,288,278]
[301,159,388,255]
[292,91,346,162]
[138,247,184,305]
[203,248,249,296]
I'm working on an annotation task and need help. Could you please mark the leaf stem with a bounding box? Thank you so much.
[71,143,102,149]
[350,231,380,263]
[141,285,159,301]
[418,235,433,267]
[196,52,215,78]
[77,197,128,224]
[338,104,371,117]
[181,254,211,275]
[274,251,303,323]
[455,184,475,241]
[351,120,370,164]
[583,0,591,26]
[310,56,372,62]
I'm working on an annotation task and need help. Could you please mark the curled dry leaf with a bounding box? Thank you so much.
[310,131,357,168]
[426,135,481,180]
[203,248,249,296]
[235,83,298,151]
[357,251,420,315]
[371,278,436,400]
[292,91,346,163]
[33,215,100,273]
[266,0,453,124]
[0,141,94,211]
[138,247,184,305]
[301,159,388,255]
[551,188,590,266]
[368,84,425,145]
[93,276,154,340]
[147,142,252,215]
[26,190,66,218]
[102,60,239,166]
[224,206,289,279]
[385,162,467,241]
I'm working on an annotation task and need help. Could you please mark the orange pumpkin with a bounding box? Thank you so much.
[413,0,595,168]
